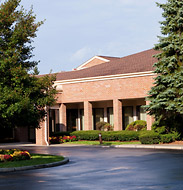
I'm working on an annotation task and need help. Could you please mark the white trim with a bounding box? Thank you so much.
[45,106,49,146]
[54,71,155,85]
[76,56,110,70]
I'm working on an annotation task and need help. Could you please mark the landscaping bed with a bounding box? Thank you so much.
[50,130,180,145]
[0,149,64,168]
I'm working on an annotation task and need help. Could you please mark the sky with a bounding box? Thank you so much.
[4,0,167,74]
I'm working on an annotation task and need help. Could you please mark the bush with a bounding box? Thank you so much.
[49,136,63,144]
[103,123,114,131]
[71,130,139,141]
[160,134,174,143]
[71,131,100,140]
[96,122,107,130]
[139,131,160,144]
[126,120,147,131]
[160,132,180,143]
[152,125,167,134]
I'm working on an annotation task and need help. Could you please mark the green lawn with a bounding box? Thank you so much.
[64,141,141,146]
[0,154,64,168]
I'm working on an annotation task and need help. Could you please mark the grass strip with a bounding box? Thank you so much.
[0,154,64,168]
[64,141,141,146]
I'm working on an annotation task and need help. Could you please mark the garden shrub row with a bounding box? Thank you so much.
[139,131,180,144]
[70,130,179,144]
[70,130,139,141]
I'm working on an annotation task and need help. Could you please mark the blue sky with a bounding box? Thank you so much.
[19,0,166,74]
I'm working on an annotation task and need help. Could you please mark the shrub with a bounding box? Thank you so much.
[103,123,114,131]
[71,130,139,141]
[152,126,167,134]
[126,120,147,131]
[71,131,100,140]
[96,122,107,131]
[160,134,175,143]
[62,136,77,142]
[139,131,160,144]
[49,136,63,144]
[160,132,180,143]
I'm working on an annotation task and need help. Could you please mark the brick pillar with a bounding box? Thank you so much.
[36,121,48,145]
[84,101,93,130]
[113,99,122,131]
[59,103,67,131]
[146,101,154,130]
[36,110,49,146]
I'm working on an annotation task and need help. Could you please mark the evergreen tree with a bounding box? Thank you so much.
[0,0,56,129]
[146,0,183,133]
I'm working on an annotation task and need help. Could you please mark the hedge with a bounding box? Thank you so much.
[139,131,160,144]
[160,133,180,143]
[71,130,139,141]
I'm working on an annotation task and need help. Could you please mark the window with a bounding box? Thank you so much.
[93,108,104,130]
[107,107,114,126]
[137,106,147,121]
[122,106,133,129]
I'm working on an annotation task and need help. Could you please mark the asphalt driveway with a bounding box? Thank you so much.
[0,145,183,190]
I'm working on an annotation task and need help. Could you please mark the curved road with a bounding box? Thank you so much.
[0,145,183,190]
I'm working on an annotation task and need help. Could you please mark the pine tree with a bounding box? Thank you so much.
[0,0,56,129]
[146,0,183,133]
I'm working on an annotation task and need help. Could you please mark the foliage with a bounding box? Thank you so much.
[62,136,77,142]
[64,141,141,146]
[49,136,63,144]
[103,123,114,131]
[160,134,175,143]
[125,120,147,131]
[71,130,139,141]
[139,131,161,144]
[96,122,113,131]
[71,131,100,141]
[49,135,77,144]
[152,124,167,134]
[0,149,31,162]
[0,154,64,168]
[0,0,56,129]
[145,0,183,134]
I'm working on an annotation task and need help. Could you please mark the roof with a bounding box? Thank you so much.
[98,55,121,61]
[55,49,158,81]
[75,55,120,70]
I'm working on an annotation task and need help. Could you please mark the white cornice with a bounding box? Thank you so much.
[54,71,155,85]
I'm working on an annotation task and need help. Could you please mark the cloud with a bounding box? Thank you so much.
[70,47,94,62]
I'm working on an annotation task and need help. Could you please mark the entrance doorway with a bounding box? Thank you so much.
[67,109,78,131]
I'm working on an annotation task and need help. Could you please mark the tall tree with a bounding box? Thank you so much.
[0,0,56,129]
[146,0,183,133]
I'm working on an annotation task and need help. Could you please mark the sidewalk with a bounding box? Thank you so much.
[1,142,183,150]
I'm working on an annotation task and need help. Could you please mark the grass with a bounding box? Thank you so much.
[64,141,141,146]
[0,154,64,168]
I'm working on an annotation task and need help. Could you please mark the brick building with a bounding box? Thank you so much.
[35,49,157,145]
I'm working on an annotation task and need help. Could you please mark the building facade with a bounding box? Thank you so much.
[36,49,157,145]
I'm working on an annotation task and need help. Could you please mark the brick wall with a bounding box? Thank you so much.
[58,75,154,103]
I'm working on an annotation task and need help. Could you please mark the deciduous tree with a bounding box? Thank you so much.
[0,0,56,129]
